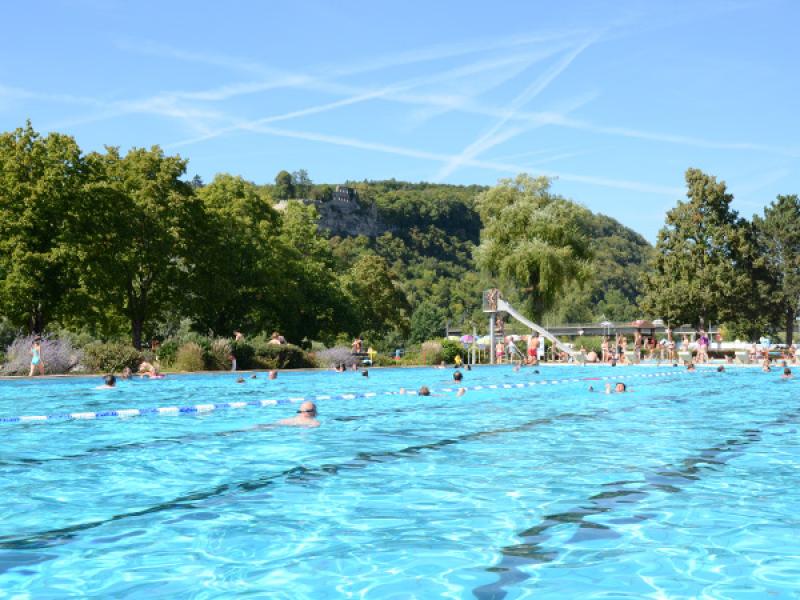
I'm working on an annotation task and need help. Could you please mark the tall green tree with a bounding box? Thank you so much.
[409,300,445,344]
[277,202,353,343]
[274,170,294,200]
[753,194,800,344]
[344,254,410,340]
[543,213,652,324]
[473,174,591,319]
[77,146,199,348]
[0,122,84,332]
[291,169,312,198]
[191,174,283,335]
[641,168,765,330]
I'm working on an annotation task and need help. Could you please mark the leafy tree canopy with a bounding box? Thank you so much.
[641,168,767,333]
[474,174,592,319]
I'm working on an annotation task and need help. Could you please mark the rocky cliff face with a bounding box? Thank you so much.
[317,197,386,237]
[276,198,387,237]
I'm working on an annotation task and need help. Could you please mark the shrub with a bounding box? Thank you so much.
[420,341,443,365]
[315,346,356,368]
[440,339,464,363]
[253,343,315,369]
[206,337,232,371]
[231,340,256,370]
[1,335,81,375]
[82,341,143,373]
[49,327,98,351]
[157,332,210,367]
[157,338,180,366]
[174,342,205,372]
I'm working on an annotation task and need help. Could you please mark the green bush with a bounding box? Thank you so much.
[50,327,98,351]
[159,333,230,369]
[82,342,143,373]
[420,341,443,365]
[157,338,180,366]
[252,343,315,369]
[440,339,464,363]
[231,340,256,370]
[174,342,205,372]
[206,337,232,370]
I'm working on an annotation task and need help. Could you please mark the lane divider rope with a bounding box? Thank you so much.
[0,370,687,424]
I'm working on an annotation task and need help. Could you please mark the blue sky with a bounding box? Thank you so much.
[1,0,798,241]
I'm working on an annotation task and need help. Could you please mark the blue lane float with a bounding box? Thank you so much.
[0,370,685,425]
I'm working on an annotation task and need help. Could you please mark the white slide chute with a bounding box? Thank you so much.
[496,298,574,356]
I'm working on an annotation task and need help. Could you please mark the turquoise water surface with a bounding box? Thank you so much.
[1,365,798,598]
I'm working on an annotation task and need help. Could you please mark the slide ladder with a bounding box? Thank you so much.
[496,298,575,357]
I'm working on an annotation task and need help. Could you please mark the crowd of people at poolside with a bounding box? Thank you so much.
[490,328,800,368]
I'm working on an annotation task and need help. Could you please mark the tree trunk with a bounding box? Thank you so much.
[29,307,44,335]
[131,318,143,350]
[786,306,795,347]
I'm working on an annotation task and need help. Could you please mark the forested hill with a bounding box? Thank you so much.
[286,178,653,334]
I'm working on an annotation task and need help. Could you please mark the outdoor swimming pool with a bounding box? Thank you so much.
[1,365,798,598]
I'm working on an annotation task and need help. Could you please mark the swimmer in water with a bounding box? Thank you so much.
[278,401,320,428]
[99,374,116,389]
[604,382,627,393]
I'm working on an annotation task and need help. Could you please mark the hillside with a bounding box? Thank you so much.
[299,179,653,331]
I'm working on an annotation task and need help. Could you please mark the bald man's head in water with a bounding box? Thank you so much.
[277,401,320,428]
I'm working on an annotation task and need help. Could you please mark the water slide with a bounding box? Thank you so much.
[496,298,575,356]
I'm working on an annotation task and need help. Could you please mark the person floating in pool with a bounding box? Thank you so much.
[29,337,44,376]
[782,367,793,379]
[453,371,463,383]
[268,370,278,380]
[278,401,320,428]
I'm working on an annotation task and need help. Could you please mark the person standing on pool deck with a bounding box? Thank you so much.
[29,337,44,376]
[696,330,710,363]
[278,401,320,427]
[527,333,540,365]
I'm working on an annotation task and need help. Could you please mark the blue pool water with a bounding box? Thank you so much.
[1,365,798,598]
